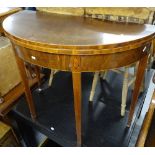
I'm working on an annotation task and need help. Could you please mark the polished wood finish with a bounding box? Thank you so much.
[12,44,36,119]
[72,72,82,146]
[2,10,155,146]
[0,7,21,17]
[3,10,155,54]
[12,44,150,72]
[127,54,149,126]
[0,7,21,34]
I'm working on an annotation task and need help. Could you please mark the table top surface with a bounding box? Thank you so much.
[0,7,21,17]
[2,10,155,54]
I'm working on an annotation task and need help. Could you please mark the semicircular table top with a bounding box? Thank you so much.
[2,10,155,147]
[2,10,155,53]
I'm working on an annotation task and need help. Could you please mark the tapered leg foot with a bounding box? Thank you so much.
[121,68,129,116]
[127,55,148,127]
[12,44,37,119]
[72,72,82,146]
[89,72,99,102]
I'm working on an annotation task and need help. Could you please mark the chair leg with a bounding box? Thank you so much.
[48,70,55,87]
[121,67,129,116]
[48,70,58,87]
[100,70,108,80]
[89,72,99,102]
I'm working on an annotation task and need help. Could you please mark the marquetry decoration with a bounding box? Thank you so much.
[2,10,155,146]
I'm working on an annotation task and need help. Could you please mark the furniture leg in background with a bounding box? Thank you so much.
[121,67,129,116]
[89,72,99,102]
[48,70,58,87]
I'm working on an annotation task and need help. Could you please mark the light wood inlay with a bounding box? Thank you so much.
[2,10,155,146]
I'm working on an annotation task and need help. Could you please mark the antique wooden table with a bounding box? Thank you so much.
[0,7,21,34]
[2,10,155,146]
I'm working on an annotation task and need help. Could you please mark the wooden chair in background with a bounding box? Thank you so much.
[86,7,155,116]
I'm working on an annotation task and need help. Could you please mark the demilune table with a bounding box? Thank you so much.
[2,10,155,146]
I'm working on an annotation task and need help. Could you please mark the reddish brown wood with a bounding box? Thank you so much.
[12,44,37,119]
[34,66,41,86]
[3,10,155,55]
[2,10,155,146]
[72,72,82,146]
[127,54,148,127]
[13,44,148,72]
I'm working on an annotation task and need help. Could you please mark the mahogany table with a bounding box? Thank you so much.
[2,10,155,146]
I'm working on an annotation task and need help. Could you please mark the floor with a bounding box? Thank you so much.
[10,69,154,147]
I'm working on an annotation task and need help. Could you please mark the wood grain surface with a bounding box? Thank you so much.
[2,10,155,146]
[2,10,155,55]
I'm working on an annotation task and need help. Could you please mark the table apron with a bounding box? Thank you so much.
[13,43,150,72]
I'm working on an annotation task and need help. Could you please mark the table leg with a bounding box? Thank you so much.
[127,54,148,127]
[26,63,35,79]
[34,65,41,86]
[15,55,37,120]
[72,72,82,146]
